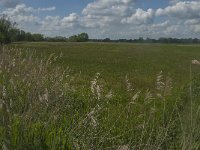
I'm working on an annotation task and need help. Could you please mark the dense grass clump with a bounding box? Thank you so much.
[0,46,199,149]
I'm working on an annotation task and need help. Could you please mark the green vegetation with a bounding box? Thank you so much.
[0,15,90,43]
[68,33,89,42]
[0,15,45,44]
[0,15,16,44]
[1,42,200,149]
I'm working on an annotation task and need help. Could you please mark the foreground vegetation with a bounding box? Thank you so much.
[1,43,200,149]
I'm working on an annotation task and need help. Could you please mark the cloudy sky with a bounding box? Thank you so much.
[0,0,200,39]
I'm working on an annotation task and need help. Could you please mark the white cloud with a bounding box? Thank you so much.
[39,13,79,36]
[2,4,40,24]
[184,19,200,25]
[81,0,135,28]
[61,13,78,24]
[60,13,79,28]
[1,3,57,33]
[191,25,200,32]
[2,4,56,16]
[82,0,134,16]
[121,8,154,24]
[38,7,56,12]
[156,1,200,19]
[1,0,200,38]
[151,21,170,28]
[184,19,200,33]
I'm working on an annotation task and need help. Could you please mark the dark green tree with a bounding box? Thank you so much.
[77,33,89,42]
[68,33,89,42]
[32,34,44,41]
[0,15,16,44]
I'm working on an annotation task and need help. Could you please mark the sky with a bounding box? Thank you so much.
[0,0,200,39]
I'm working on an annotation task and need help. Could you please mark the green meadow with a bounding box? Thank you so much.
[1,42,200,149]
[11,42,200,88]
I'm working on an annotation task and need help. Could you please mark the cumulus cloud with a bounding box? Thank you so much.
[151,21,170,28]
[61,13,78,24]
[191,25,200,32]
[82,0,134,16]
[81,0,135,28]
[40,13,79,34]
[2,4,56,17]
[154,1,200,35]
[184,19,200,33]
[156,1,200,19]
[0,0,21,8]
[184,19,200,25]
[0,3,57,34]
[121,8,154,24]
[1,0,200,38]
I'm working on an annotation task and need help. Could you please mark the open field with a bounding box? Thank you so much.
[1,42,200,149]
[11,42,200,89]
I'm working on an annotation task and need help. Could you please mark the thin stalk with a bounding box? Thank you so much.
[189,63,193,147]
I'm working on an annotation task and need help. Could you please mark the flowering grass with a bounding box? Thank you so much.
[1,43,200,149]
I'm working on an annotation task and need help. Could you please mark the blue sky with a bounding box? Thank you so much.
[22,0,94,17]
[0,0,200,39]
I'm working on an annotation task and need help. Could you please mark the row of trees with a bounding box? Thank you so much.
[90,37,200,44]
[44,33,89,42]
[68,33,89,42]
[0,15,44,44]
[0,15,89,44]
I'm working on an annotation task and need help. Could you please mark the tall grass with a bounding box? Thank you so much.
[0,46,199,149]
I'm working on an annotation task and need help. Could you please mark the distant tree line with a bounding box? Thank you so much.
[0,15,44,44]
[0,15,89,44]
[1,15,200,44]
[90,37,200,44]
[44,33,89,42]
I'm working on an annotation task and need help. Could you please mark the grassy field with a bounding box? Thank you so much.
[11,42,200,89]
[1,42,200,149]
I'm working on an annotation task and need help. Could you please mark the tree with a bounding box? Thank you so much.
[77,33,89,42]
[9,28,20,42]
[0,15,16,44]
[103,38,111,42]
[0,32,5,45]
[68,33,89,42]
[32,34,44,41]
[68,35,78,42]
